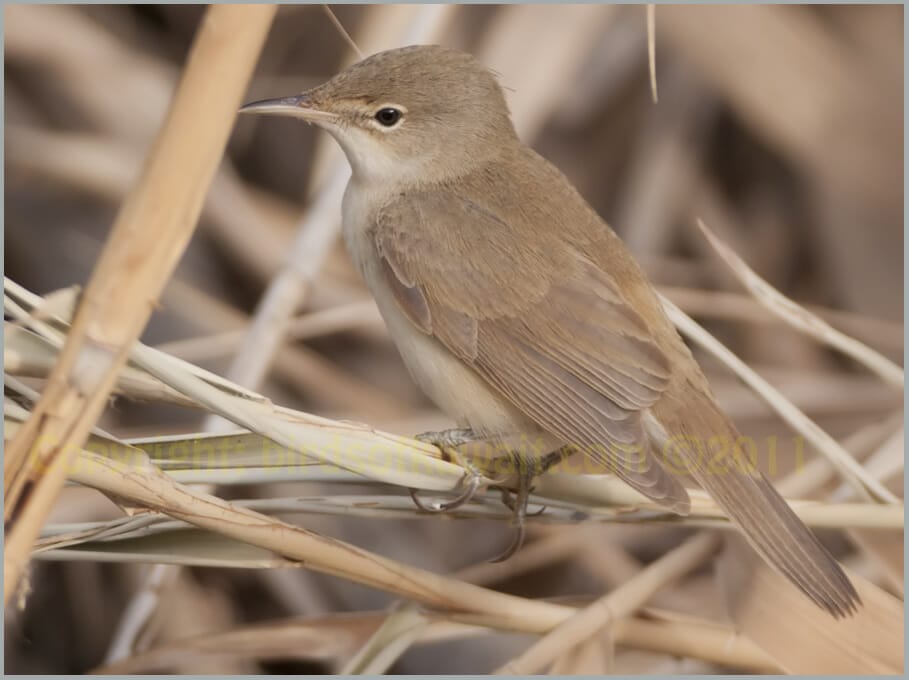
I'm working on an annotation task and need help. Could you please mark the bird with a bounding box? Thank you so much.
[240,44,860,617]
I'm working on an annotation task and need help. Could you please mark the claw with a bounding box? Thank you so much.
[489,521,525,563]
[499,487,546,516]
[408,487,445,513]
[489,454,544,562]
[437,472,481,510]
[408,470,482,513]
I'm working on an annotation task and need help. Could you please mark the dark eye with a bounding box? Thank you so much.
[375,107,402,127]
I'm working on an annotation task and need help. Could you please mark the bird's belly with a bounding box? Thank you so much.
[342,214,541,442]
[370,261,530,437]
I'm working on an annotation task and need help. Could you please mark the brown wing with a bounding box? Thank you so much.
[375,174,858,616]
[374,188,690,513]
[374,171,859,617]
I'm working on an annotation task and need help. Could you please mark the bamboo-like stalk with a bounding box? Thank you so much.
[7,279,902,527]
[660,295,898,503]
[339,603,428,674]
[154,300,382,363]
[614,615,778,673]
[696,219,904,388]
[647,4,658,103]
[69,447,576,631]
[660,285,903,352]
[75,439,891,675]
[90,609,778,674]
[5,5,300,283]
[494,532,720,674]
[3,4,277,604]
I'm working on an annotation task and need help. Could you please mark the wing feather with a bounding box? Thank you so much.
[369,157,858,616]
[374,188,690,512]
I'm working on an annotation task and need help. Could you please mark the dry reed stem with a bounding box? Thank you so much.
[154,300,382,363]
[103,563,180,663]
[3,278,267,407]
[5,324,200,408]
[7,5,900,673]
[322,5,365,60]
[2,4,277,604]
[660,296,898,503]
[94,614,387,674]
[7,282,900,533]
[128,345,472,492]
[1,283,485,495]
[661,285,903,353]
[6,6,304,282]
[68,447,576,631]
[339,602,427,674]
[696,219,903,388]
[777,412,902,500]
[846,528,903,596]
[212,169,350,402]
[550,633,613,674]
[617,67,711,257]
[495,532,721,674]
[660,4,900,321]
[32,490,905,551]
[841,426,903,499]
[4,124,298,282]
[92,609,777,674]
[614,615,777,673]
[647,4,658,103]
[68,426,891,671]
[158,279,403,418]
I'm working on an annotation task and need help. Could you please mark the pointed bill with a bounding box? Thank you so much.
[239,94,338,124]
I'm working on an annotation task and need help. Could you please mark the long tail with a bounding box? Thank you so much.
[651,388,861,618]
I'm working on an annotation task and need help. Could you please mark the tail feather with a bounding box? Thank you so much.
[651,389,861,618]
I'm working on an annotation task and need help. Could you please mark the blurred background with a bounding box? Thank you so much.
[4,4,903,674]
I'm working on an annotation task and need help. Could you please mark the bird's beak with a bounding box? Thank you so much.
[238,94,338,124]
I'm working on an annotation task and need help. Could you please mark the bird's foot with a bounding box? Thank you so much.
[409,434,572,560]
[409,428,485,512]
[489,454,541,562]
[488,446,574,562]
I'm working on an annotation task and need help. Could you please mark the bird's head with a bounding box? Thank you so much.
[241,45,517,184]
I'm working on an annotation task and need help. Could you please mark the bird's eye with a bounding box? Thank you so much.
[374,107,402,127]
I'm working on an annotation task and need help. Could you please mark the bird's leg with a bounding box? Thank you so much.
[490,453,538,562]
[539,444,575,473]
[409,428,485,512]
[490,445,575,562]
